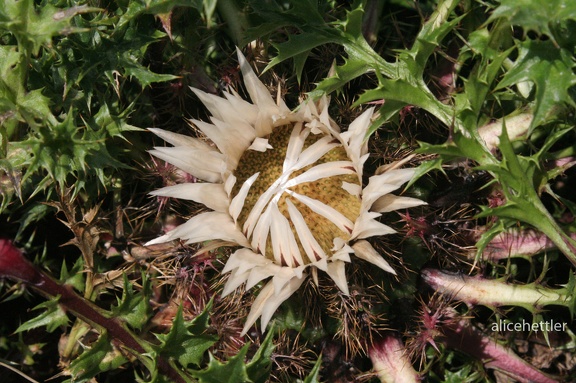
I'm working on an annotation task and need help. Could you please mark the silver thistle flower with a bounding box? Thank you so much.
[147,49,425,334]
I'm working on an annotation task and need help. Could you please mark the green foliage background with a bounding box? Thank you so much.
[1,0,575,382]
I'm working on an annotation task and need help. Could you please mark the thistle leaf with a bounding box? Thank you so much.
[190,346,250,383]
[497,40,576,130]
[110,274,152,331]
[67,333,128,383]
[16,297,69,333]
[0,0,99,55]
[489,0,576,43]
[154,302,217,368]
[245,330,275,383]
[301,356,322,383]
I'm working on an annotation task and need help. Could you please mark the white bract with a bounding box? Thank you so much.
[147,49,425,334]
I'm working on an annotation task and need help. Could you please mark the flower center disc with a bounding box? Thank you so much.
[232,123,362,264]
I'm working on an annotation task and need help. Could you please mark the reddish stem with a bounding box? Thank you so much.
[440,318,559,383]
[0,239,187,383]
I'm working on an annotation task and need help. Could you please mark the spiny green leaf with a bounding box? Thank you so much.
[0,46,54,129]
[120,56,179,88]
[456,30,514,123]
[368,99,407,136]
[564,272,576,318]
[59,256,85,292]
[300,356,322,383]
[264,31,337,79]
[471,219,507,265]
[115,0,204,34]
[0,0,99,55]
[16,297,69,333]
[317,0,459,127]
[497,40,576,130]
[355,79,451,122]
[309,54,372,99]
[154,302,217,368]
[247,0,325,33]
[441,363,482,383]
[66,333,128,383]
[0,46,26,105]
[190,345,250,383]
[110,274,152,330]
[15,106,130,196]
[245,329,275,383]
[405,2,463,80]
[489,0,576,43]
[484,123,576,266]
[406,157,445,190]
[188,298,213,334]
[87,103,142,139]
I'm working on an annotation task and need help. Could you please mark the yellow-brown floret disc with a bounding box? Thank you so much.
[232,124,362,263]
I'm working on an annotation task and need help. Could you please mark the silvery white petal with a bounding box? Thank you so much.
[319,97,333,130]
[248,137,273,152]
[223,91,259,125]
[331,237,349,252]
[304,105,339,136]
[352,211,396,239]
[332,247,352,263]
[241,276,305,335]
[342,181,362,196]
[222,269,251,296]
[273,83,291,118]
[222,248,265,274]
[326,260,349,295]
[149,147,225,183]
[362,169,417,209]
[303,98,319,119]
[352,240,396,274]
[270,203,304,267]
[372,194,427,213]
[291,135,340,171]
[144,233,171,246]
[358,153,370,174]
[246,263,280,291]
[241,280,274,335]
[190,87,235,123]
[311,257,328,272]
[375,154,415,174]
[288,191,354,235]
[340,108,373,163]
[306,118,326,135]
[254,112,274,136]
[160,211,248,247]
[285,199,327,263]
[192,87,265,136]
[229,172,259,222]
[269,265,304,294]
[251,204,272,257]
[224,173,236,196]
[283,122,309,172]
[284,161,356,188]
[211,117,256,146]
[191,118,253,168]
[243,176,282,238]
[236,48,279,115]
[150,183,229,212]
[148,128,217,150]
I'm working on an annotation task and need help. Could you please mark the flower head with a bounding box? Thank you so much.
[147,49,425,334]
